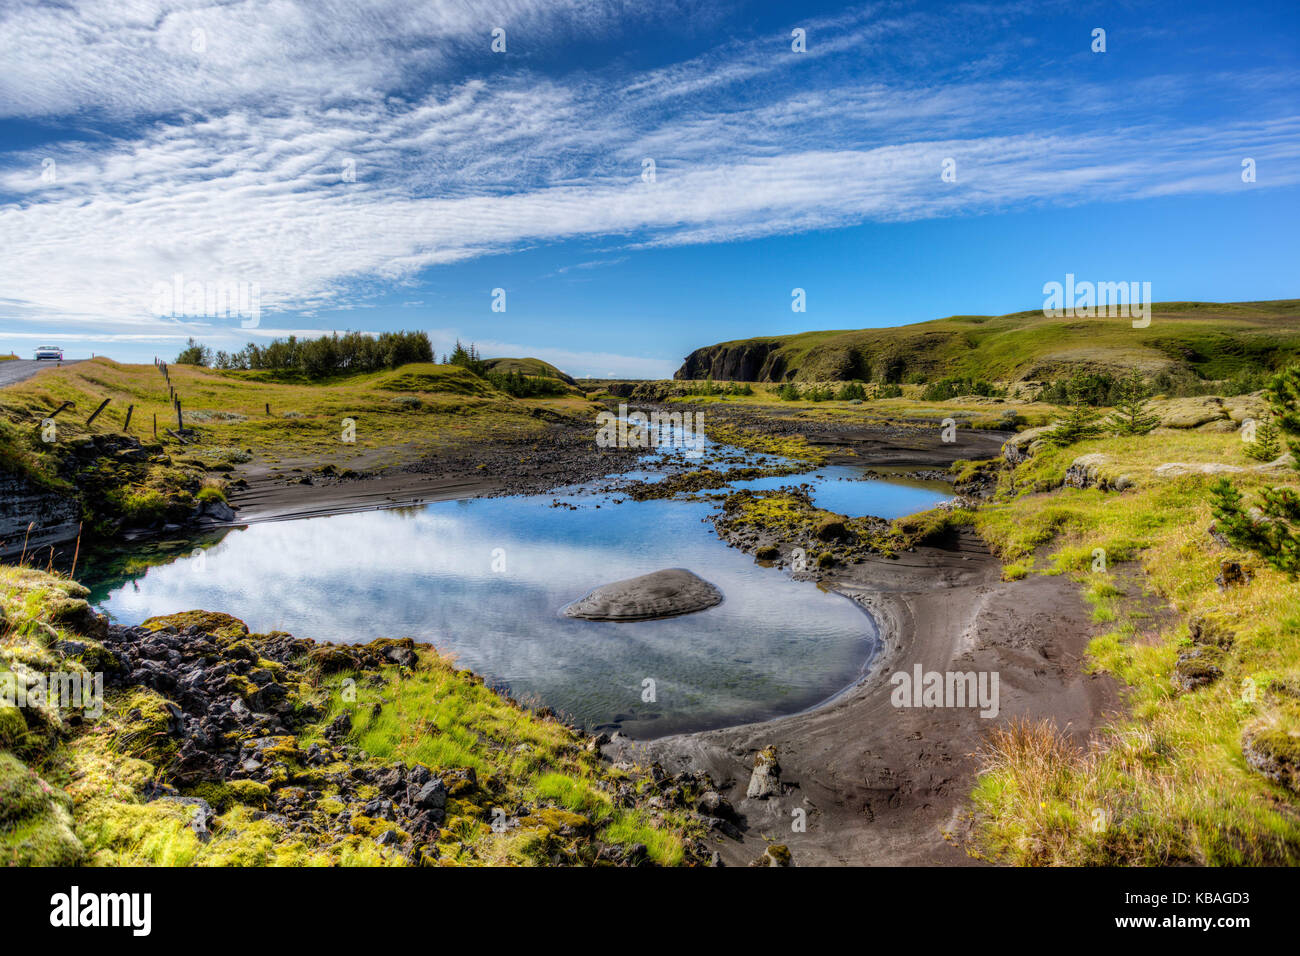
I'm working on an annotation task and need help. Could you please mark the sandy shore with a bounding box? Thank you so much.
[610,532,1118,865]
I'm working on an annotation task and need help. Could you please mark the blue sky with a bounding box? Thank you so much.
[0,0,1297,376]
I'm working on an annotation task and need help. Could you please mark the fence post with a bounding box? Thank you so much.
[85,398,111,426]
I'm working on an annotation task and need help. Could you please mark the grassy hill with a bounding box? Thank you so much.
[0,358,602,537]
[482,357,577,386]
[675,299,1300,385]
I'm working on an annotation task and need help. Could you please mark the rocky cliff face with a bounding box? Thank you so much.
[0,470,79,557]
[674,342,786,382]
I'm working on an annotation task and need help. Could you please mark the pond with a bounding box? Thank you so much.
[81,449,949,739]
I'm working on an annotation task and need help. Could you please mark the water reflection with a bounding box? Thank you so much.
[86,472,947,738]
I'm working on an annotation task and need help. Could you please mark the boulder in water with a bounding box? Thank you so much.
[563,568,722,622]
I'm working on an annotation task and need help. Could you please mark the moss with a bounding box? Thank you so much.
[141,610,249,640]
[0,752,84,865]
[349,814,408,841]
[195,485,227,504]
[763,843,793,866]
[526,807,592,836]
[813,516,848,541]
[75,797,200,866]
[110,688,179,765]
[0,704,28,749]
[185,779,273,812]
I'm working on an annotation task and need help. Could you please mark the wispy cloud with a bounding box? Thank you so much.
[0,0,1297,359]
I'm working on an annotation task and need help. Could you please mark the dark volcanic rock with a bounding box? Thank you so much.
[563,568,722,622]
[674,342,784,382]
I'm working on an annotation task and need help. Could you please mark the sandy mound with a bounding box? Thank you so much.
[563,568,723,622]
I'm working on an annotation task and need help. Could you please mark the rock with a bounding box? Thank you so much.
[1222,393,1270,424]
[696,790,738,821]
[1064,453,1112,490]
[1188,615,1235,648]
[753,844,792,867]
[1242,724,1300,793]
[199,499,236,522]
[813,517,848,542]
[1200,419,1239,433]
[1215,560,1251,590]
[746,746,782,799]
[1001,425,1060,464]
[1172,647,1223,691]
[563,568,723,622]
[414,778,447,811]
[152,795,215,842]
[1152,396,1228,429]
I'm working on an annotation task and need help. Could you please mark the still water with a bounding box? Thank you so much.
[85,461,947,738]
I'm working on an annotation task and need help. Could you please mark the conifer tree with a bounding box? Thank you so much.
[1109,369,1159,436]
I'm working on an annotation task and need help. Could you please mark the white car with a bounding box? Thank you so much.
[34,345,63,360]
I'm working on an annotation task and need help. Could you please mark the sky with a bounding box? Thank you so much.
[0,0,1297,377]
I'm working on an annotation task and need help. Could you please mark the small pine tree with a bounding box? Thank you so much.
[1243,414,1282,462]
[1045,379,1106,447]
[1109,369,1159,436]
[1211,364,1300,576]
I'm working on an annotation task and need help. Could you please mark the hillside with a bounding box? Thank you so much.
[0,357,600,550]
[674,299,1300,384]
[482,357,577,386]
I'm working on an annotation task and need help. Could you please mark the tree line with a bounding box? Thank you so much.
[175,331,433,377]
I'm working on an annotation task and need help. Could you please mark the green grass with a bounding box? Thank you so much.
[970,422,1300,864]
[0,357,603,473]
[308,654,693,866]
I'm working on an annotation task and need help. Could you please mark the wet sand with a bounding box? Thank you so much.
[611,532,1118,866]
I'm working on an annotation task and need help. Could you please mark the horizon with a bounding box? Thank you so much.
[2,0,1298,376]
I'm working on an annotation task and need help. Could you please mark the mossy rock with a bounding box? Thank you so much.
[52,636,124,675]
[349,814,408,841]
[526,807,592,837]
[45,597,107,640]
[813,516,848,542]
[754,545,779,561]
[1242,725,1300,793]
[756,843,792,867]
[309,645,363,673]
[0,752,84,865]
[1172,647,1223,691]
[186,779,273,813]
[141,610,249,640]
[112,688,180,764]
[1188,615,1235,649]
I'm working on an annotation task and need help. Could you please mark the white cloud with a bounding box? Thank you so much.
[0,0,1297,376]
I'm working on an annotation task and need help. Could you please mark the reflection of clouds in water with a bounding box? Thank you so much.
[97,482,939,736]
